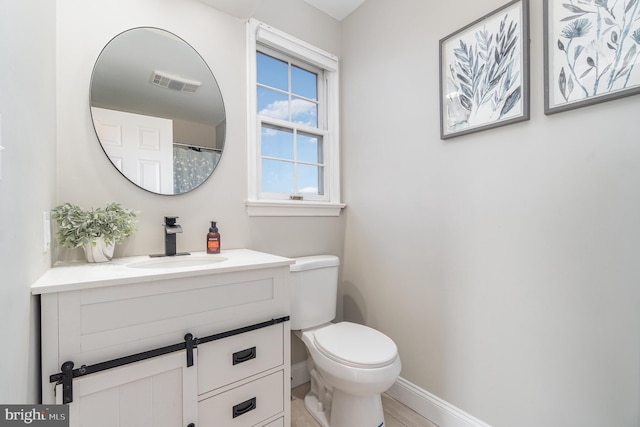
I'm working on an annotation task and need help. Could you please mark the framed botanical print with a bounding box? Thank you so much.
[544,0,640,114]
[440,0,530,139]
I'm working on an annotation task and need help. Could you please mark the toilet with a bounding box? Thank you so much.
[290,255,401,427]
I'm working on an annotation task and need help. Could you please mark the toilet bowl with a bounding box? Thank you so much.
[290,256,401,427]
[296,322,402,427]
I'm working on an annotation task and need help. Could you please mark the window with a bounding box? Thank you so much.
[257,49,325,200]
[247,19,344,216]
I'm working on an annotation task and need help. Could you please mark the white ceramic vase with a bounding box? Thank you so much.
[83,237,115,263]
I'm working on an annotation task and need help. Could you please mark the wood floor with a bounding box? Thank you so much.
[291,383,439,427]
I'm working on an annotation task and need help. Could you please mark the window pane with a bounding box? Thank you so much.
[291,97,317,127]
[262,159,294,193]
[297,133,322,164]
[297,164,323,195]
[261,125,293,160]
[292,65,317,100]
[257,52,287,91]
[258,87,289,120]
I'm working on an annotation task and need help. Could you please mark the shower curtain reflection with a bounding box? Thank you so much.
[173,145,221,193]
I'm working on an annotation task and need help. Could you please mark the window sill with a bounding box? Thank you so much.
[246,200,346,217]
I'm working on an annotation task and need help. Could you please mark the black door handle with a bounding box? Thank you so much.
[232,346,256,365]
[232,397,256,418]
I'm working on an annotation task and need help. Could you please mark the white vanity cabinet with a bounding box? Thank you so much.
[32,249,293,427]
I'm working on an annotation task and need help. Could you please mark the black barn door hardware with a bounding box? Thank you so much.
[50,316,289,404]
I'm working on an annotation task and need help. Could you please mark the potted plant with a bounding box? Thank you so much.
[51,202,138,262]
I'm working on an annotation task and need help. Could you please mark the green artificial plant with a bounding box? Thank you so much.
[51,202,138,248]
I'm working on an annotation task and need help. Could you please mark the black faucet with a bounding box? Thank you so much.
[164,216,182,256]
[149,216,190,257]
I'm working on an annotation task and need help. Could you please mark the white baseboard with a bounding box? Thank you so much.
[291,360,310,388]
[386,377,492,427]
[292,359,490,427]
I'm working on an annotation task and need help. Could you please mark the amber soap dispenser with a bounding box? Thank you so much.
[206,221,220,254]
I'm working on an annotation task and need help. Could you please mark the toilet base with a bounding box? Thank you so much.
[330,388,385,427]
[303,363,332,427]
[304,393,330,427]
[303,363,386,427]
[304,388,385,427]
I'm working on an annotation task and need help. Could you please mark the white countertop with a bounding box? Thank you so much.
[31,249,294,295]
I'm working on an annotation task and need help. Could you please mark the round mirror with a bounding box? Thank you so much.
[90,27,226,195]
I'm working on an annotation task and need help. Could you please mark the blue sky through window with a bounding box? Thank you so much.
[257,51,323,196]
[257,52,318,127]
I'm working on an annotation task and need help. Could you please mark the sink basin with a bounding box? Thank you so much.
[127,256,228,269]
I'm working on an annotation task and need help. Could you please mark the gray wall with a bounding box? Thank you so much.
[0,0,57,403]
[341,0,640,426]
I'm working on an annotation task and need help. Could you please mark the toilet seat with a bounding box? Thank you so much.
[312,322,398,369]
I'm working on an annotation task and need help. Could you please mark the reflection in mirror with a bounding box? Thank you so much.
[90,27,226,195]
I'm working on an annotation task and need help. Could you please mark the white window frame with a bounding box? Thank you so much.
[246,19,344,217]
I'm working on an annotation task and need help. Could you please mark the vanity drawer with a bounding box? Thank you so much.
[198,371,284,427]
[261,417,284,427]
[198,323,284,394]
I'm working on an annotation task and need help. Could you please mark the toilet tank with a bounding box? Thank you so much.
[289,255,340,330]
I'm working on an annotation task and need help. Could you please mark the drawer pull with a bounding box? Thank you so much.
[232,346,257,365]
[232,397,256,418]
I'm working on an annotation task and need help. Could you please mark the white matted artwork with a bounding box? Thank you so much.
[544,0,640,114]
[439,0,530,140]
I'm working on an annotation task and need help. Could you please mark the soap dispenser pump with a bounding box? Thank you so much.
[206,221,220,254]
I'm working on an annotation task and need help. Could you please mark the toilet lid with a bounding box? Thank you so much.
[313,322,398,368]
